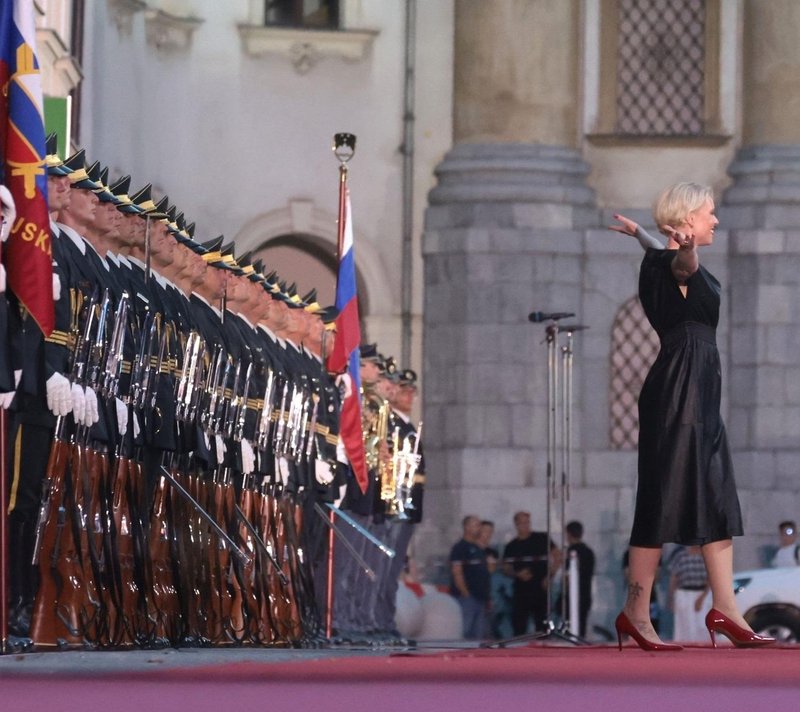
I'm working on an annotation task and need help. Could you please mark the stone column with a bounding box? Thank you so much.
[723,0,800,557]
[453,0,580,146]
[420,1,598,550]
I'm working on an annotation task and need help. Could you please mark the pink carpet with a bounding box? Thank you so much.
[2,643,799,711]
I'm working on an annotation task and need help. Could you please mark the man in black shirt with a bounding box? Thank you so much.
[503,511,559,634]
[449,514,490,639]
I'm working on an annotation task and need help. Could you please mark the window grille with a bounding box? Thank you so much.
[616,0,706,136]
[265,0,340,30]
[609,296,660,450]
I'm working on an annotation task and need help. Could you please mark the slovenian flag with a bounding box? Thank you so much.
[1,0,54,335]
[327,189,368,493]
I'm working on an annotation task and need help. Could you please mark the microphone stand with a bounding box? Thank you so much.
[484,319,589,648]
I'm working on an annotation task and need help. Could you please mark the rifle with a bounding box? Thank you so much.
[304,393,321,463]
[273,381,294,457]
[130,311,155,411]
[101,293,140,646]
[256,367,276,451]
[273,494,303,643]
[30,287,100,647]
[159,466,248,643]
[147,467,180,646]
[230,486,261,643]
[202,345,225,434]
[211,356,233,436]
[257,485,291,644]
[74,289,113,645]
[222,358,242,440]
[291,389,310,463]
[176,331,204,423]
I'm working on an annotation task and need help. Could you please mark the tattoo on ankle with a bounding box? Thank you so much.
[626,581,643,605]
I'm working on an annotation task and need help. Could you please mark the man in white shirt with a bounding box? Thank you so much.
[771,521,800,568]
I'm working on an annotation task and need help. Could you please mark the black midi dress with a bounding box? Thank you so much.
[630,248,743,547]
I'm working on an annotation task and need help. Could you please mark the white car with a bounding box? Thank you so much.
[733,566,800,642]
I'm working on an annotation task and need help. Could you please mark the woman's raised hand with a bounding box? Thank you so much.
[661,225,695,250]
[608,213,640,238]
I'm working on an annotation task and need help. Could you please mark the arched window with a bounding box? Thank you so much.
[253,232,369,330]
[609,296,659,450]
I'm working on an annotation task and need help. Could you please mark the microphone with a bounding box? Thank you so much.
[528,311,575,323]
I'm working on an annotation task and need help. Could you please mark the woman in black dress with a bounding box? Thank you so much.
[609,183,773,650]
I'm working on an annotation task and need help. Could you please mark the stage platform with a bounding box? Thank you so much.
[2,640,799,711]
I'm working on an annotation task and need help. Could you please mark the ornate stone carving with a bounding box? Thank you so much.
[237,25,378,75]
[144,8,204,52]
[106,0,147,36]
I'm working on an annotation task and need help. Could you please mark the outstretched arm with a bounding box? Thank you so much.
[661,226,699,282]
[609,213,665,251]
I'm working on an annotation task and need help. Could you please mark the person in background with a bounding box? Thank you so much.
[503,511,560,634]
[479,520,498,573]
[449,514,491,640]
[668,545,709,642]
[771,520,800,568]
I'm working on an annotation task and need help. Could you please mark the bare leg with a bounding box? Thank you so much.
[701,538,752,630]
[622,545,666,643]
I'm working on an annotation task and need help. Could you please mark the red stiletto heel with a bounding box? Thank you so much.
[704,608,776,648]
[615,612,683,652]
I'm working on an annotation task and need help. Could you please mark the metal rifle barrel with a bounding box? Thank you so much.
[324,503,395,559]
[233,504,288,586]
[313,503,375,581]
[158,466,249,565]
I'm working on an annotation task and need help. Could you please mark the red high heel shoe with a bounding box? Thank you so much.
[615,612,683,651]
[705,608,776,648]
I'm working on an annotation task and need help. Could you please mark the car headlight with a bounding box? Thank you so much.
[733,577,751,594]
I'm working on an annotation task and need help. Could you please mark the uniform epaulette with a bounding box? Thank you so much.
[44,330,76,349]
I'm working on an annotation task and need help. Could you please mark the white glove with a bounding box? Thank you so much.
[132,410,141,439]
[214,434,226,461]
[115,397,128,436]
[315,458,334,485]
[46,372,72,417]
[70,382,86,424]
[52,272,61,301]
[334,483,347,508]
[0,184,15,243]
[241,439,255,475]
[0,263,5,293]
[277,456,290,486]
[336,373,353,400]
[84,386,99,426]
[0,369,20,408]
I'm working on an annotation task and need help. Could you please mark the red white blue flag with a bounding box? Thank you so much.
[327,190,368,493]
[1,0,54,335]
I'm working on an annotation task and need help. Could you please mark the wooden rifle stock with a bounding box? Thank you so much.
[276,495,303,642]
[75,443,108,645]
[232,487,261,643]
[30,428,84,648]
[110,452,139,646]
[147,472,179,644]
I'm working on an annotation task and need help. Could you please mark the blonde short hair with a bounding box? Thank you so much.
[653,182,714,230]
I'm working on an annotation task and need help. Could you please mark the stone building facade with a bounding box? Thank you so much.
[420,0,800,630]
[30,1,800,633]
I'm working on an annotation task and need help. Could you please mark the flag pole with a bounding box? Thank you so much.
[326,132,356,639]
[0,408,8,653]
